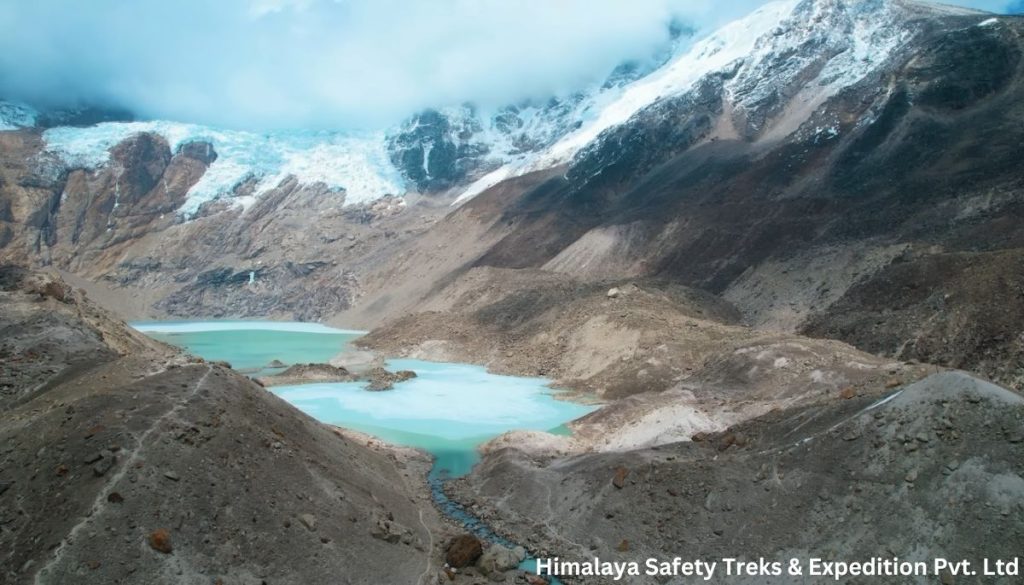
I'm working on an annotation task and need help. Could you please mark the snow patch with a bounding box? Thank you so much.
[978,17,999,27]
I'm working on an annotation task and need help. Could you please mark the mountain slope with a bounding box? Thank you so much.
[402,5,1024,390]
[452,371,1024,585]
[0,268,439,584]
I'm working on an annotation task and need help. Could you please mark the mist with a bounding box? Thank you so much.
[0,0,1018,131]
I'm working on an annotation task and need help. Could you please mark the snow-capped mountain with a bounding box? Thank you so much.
[4,0,965,219]
[1,0,1020,383]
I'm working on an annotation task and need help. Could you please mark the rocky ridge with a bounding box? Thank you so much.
[0,268,442,585]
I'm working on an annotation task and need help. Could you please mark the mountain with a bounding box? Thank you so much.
[3,1,1024,584]
[2,1,1021,391]
[1,0,1021,383]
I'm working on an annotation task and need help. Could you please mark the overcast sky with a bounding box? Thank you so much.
[0,0,1019,130]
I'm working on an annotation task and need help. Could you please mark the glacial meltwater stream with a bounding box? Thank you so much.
[135,320,595,581]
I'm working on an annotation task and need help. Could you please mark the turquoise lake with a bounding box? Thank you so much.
[134,320,364,377]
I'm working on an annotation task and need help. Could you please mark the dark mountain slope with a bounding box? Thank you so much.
[453,14,1024,389]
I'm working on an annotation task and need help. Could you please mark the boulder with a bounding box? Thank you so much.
[477,543,526,574]
[147,529,173,554]
[299,513,318,532]
[612,467,629,489]
[607,287,621,299]
[92,451,115,477]
[445,534,483,568]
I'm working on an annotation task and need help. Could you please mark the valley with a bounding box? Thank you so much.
[2,0,1024,584]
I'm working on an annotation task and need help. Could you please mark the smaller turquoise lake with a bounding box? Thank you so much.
[274,358,592,477]
[134,321,364,377]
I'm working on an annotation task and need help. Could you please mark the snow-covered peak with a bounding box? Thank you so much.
[541,0,801,166]
[455,0,915,203]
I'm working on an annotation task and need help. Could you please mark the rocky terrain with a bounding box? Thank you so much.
[452,371,1024,584]
[255,362,418,390]
[0,268,443,585]
[358,268,929,402]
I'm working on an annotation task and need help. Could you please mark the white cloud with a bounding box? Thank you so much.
[0,0,1014,130]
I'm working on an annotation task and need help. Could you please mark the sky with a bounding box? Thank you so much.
[0,0,1020,131]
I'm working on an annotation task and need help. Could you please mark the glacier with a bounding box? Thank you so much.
[42,122,405,217]
[0,101,37,130]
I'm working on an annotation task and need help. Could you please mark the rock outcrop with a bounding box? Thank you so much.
[257,363,356,387]
[364,367,417,391]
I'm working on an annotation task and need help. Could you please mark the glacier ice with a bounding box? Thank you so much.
[0,101,37,130]
[42,122,406,217]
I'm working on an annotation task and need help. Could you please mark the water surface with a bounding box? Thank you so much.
[134,320,363,376]
[274,358,594,477]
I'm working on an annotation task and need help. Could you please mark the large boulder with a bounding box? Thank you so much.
[477,543,526,575]
[445,534,483,568]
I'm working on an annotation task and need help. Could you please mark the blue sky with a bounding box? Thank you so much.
[0,0,1018,130]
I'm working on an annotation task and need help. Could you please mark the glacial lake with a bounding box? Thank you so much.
[134,320,364,377]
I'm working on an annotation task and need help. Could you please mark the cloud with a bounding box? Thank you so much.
[0,0,1016,131]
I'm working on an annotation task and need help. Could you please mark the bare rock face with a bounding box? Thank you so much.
[445,534,483,569]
